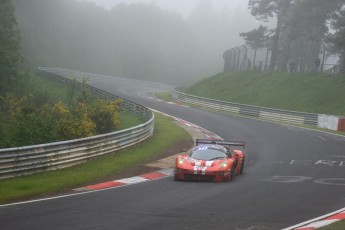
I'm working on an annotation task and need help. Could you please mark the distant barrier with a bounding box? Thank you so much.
[172,89,345,132]
[0,68,154,179]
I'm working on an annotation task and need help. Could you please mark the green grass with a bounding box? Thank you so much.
[24,73,75,105]
[118,111,143,129]
[186,71,345,116]
[319,219,345,229]
[0,113,193,204]
[155,91,173,101]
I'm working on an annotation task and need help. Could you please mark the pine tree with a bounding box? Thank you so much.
[327,3,345,73]
[248,0,292,70]
[240,25,269,69]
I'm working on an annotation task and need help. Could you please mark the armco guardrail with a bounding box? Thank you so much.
[0,68,154,179]
[172,89,344,131]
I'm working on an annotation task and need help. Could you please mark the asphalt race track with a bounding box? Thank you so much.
[1,74,345,230]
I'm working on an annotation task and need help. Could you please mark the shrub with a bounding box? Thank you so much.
[91,99,123,134]
[0,94,123,148]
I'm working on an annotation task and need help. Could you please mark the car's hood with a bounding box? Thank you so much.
[184,157,223,167]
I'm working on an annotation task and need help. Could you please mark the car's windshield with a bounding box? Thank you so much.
[190,146,227,161]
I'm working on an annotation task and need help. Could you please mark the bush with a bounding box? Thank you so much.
[0,94,123,148]
[91,99,123,134]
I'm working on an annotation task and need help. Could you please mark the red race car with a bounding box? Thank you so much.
[174,139,245,182]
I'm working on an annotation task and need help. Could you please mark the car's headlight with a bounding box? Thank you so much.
[220,162,227,168]
[178,158,184,165]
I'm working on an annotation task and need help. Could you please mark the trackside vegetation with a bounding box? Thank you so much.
[0,112,193,204]
[0,73,135,148]
[185,71,345,116]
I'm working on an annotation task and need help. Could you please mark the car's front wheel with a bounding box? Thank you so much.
[229,168,235,181]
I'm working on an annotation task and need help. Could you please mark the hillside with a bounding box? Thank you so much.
[185,71,345,116]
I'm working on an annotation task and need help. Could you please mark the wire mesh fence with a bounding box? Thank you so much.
[223,45,342,74]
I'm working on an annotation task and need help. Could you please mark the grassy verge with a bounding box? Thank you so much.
[186,71,345,116]
[0,112,193,204]
[30,73,73,104]
[118,111,143,129]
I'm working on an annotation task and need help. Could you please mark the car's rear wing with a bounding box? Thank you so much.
[196,139,245,150]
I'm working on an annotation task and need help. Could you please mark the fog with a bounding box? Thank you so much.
[84,0,248,18]
[14,0,258,85]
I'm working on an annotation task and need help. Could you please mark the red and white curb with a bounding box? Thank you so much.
[173,117,222,140]
[75,168,173,191]
[149,108,222,140]
[283,208,345,230]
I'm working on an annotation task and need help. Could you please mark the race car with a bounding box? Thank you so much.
[174,139,245,182]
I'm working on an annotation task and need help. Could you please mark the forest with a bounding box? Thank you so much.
[13,0,257,85]
[239,0,345,73]
[4,0,345,86]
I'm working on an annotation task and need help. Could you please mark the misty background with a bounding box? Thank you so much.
[14,0,259,85]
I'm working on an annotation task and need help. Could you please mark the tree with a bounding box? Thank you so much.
[328,7,345,73]
[0,0,21,90]
[248,0,292,70]
[285,0,344,69]
[240,25,269,69]
[247,0,345,72]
